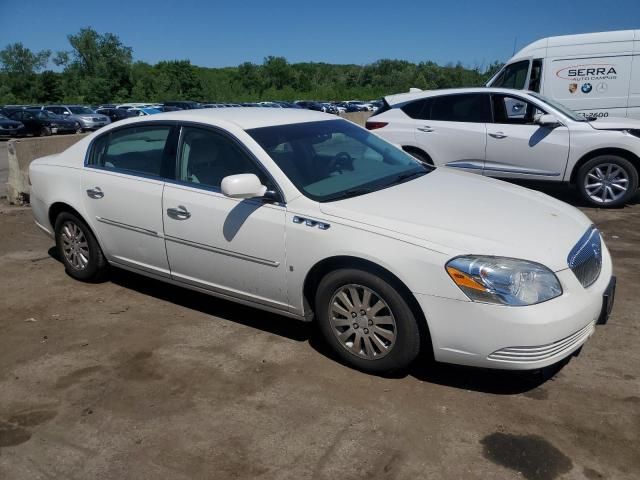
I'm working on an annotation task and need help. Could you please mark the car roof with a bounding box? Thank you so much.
[106,107,337,130]
[384,87,534,105]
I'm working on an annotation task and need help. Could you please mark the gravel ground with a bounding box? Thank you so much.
[0,187,638,480]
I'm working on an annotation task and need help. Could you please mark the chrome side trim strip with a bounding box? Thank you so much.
[96,216,160,237]
[445,160,484,170]
[164,235,280,267]
[483,162,561,177]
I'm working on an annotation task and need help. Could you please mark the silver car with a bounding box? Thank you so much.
[44,105,111,131]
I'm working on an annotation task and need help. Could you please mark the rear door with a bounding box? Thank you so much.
[414,93,490,173]
[82,123,178,277]
[484,94,569,180]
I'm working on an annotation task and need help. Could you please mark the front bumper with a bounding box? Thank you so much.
[415,247,613,370]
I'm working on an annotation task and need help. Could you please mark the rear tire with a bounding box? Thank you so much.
[39,126,51,137]
[576,155,638,207]
[315,268,421,374]
[54,212,108,281]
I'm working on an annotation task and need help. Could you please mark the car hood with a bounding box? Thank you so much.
[319,168,592,272]
[587,116,640,130]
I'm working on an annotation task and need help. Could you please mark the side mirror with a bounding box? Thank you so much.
[535,113,562,128]
[221,173,268,199]
[63,111,70,115]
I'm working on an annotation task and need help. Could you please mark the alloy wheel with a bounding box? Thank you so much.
[60,221,90,270]
[328,284,397,360]
[584,163,629,204]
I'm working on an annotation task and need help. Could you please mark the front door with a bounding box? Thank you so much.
[162,125,288,311]
[484,94,570,180]
[81,123,177,276]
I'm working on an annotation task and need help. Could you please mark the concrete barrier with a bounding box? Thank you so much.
[7,134,88,204]
[339,111,373,126]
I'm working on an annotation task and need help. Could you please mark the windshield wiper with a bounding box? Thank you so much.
[326,187,374,201]
[386,170,427,187]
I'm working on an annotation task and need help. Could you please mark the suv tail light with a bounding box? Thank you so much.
[366,122,388,130]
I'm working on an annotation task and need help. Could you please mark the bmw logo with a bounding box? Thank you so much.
[581,83,593,94]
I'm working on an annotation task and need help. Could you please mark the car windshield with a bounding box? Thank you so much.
[247,120,431,202]
[528,92,587,122]
[69,106,94,114]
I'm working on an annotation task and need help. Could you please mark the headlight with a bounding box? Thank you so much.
[445,256,562,306]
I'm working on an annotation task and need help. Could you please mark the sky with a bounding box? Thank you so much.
[1,0,639,69]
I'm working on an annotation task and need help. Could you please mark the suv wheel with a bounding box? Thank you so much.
[576,155,639,207]
[315,268,422,374]
[54,212,108,281]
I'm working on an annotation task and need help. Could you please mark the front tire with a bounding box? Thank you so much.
[315,268,422,374]
[39,126,51,137]
[54,212,108,281]
[576,155,638,207]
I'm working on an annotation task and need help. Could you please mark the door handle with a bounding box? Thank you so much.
[166,205,191,220]
[86,187,104,199]
[489,132,508,139]
[417,126,434,132]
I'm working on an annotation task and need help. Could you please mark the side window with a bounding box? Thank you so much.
[492,95,545,124]
[430,94,491,123]
[47,107,61,115]
[10,112,24,121]
[529,59,543,93]
[491,60,530,89]
[401,98,431,119]
[88,125,172,177]
[178,127,267,189]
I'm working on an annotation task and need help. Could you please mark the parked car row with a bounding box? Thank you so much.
[0,108,82,137]
[0,98,381,139]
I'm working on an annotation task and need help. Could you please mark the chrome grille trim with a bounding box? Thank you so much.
[568,227,602,288]
[488,322,594,363]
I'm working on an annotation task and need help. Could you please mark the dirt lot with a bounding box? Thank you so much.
[0,188,639,480]
[0,141,8,199]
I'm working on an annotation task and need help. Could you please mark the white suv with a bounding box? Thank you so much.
[367,88,640,207]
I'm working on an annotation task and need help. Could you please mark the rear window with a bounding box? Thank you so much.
[88,125,172,177]
[400,98,431,119]
[430,94,491,123]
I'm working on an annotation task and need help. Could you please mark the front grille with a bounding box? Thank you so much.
[92,117,101,121]
[568,227,602,288]
[488,322,594,363]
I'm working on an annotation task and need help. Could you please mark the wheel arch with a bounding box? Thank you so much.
[48,202,106,255]
[401,145,434,165]
[569,148,640,184]
[302,255,433,357]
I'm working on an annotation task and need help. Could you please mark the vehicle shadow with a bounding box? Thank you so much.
[47,246,567,394]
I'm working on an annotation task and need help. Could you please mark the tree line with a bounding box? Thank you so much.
[0,28,503,105]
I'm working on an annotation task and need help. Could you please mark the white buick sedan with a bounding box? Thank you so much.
[29,109,615,373]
